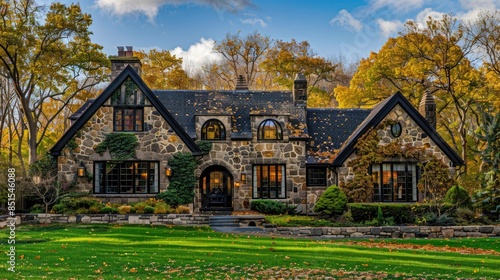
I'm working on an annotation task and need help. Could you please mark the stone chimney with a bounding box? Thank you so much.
[419,90,436,128]
[235,75,248,91]
[293,73,307,105]
[109,46,142,80]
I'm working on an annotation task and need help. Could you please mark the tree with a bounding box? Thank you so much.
[134,49,197,89]
[261,39,340,107]
[0,0,109,165]
[215,31,271,88]
[29,154,60,215]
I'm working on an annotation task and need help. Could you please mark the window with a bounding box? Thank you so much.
[307,167,327,186]
[258,119,282,140]
[111,78,144,132]
[253,164,286,198]
[371,163,418,202]
[201,119,226,140]
[94,161,159,194]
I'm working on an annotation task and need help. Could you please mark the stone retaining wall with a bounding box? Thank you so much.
[264,225,500,238]
[0,214,210,227]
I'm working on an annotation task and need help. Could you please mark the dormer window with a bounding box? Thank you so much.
[258,119,282,140]
[112,78,144,131]
[201,119,226,140]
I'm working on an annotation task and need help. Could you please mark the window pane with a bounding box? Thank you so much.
[408,164,417,201]
[371,164,381,201]
[382,164,392,201]
[278,165,285,198]
[94,162,104,193]
[136,162,148,193]
[307,167,326,186]
[394,163,406,201]
[269,165,277,198]
[135,109,143,131]
[149,162,158,193]
[253,165,261,198]
[114,109,123,131]
[120,162,134,193]
[123,109,134,131]
[106,163,119,193]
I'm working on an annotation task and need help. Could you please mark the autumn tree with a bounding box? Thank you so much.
[134,49,197,89]
[215,31,271,88]
[0,0,109,166]
[335,15,492,174]
[261,39,340,107]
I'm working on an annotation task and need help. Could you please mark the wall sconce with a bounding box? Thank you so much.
[77,163,85,177]
[240,173,246,184]
[235,182,240,188]
[165,166,172,177]
[33,175,41,185]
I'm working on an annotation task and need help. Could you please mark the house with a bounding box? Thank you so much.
[50,48,464,213]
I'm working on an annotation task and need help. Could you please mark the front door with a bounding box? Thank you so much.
[200,166,233,209]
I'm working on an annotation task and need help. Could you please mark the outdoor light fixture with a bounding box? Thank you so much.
[77,162,85,177]
[235,182,240,188]
[165,166,172,177]
[240,173,246,184]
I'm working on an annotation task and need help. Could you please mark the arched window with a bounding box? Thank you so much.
[258,119,282,140]
[201,119,226,140]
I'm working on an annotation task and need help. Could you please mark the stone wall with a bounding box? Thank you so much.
[264,225,500,238]
[337,104,455,190]
[58,99,190,200]
[195,139,309,212]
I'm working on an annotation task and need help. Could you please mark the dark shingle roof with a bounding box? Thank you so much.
[69,99,95,121]
[155,90,308,140]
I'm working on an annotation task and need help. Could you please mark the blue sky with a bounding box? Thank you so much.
[42,0,498,70]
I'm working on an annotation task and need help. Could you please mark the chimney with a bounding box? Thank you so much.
[109,46,142,80]
[293,72,307,105]
[235,75,248,91]
[419,90,436,128]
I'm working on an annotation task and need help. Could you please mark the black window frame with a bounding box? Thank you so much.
[93,161,159,194]
[252,164,286,199]
[111,78,145,132]
[113,107,144,132]
[201,119,226,140]
[257,119,283,140]
[370,162,419,202]
[306,166,327,187]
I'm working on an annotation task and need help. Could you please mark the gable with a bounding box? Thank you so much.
[332,91,464,167]
[50,65,203,156]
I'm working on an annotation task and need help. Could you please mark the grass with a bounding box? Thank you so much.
[0,224,499,279]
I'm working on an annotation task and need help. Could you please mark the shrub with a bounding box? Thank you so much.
[251,200,296,215]
[175,205,191,214]
[157,153,197,208]
[118,205,131,214]
[313,185,347,216]
[30,204,44,214]
[154,203,169,214]
[51,196,103,214]
[454,207,476,225]
[134,202,148,214]
[144,206,155,214]
[100,207,118,214]
[445,185,472,208]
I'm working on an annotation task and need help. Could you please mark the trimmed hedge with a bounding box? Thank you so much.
[250,200,296,215]
[348,203,455,224]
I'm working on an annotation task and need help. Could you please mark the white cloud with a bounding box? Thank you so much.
[370,0,424,12]
[376,18,403,37]
[330,9,363,31]
[240,13,271,27]
[170,38,223,74]
[414,8,446,29]
[459,0,498,11]
[94,0,253,21]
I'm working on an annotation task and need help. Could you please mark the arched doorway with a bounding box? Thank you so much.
[200,166,233,210]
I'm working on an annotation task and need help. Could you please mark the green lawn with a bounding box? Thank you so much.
[1,224,499,279]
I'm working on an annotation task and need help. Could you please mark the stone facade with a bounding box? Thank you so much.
[57,97,190,202]
[337,104,454,186]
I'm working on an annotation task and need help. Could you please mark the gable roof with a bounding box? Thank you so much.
[50,65,203,156]
[307,108,371,153]
[332,91,464,167]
